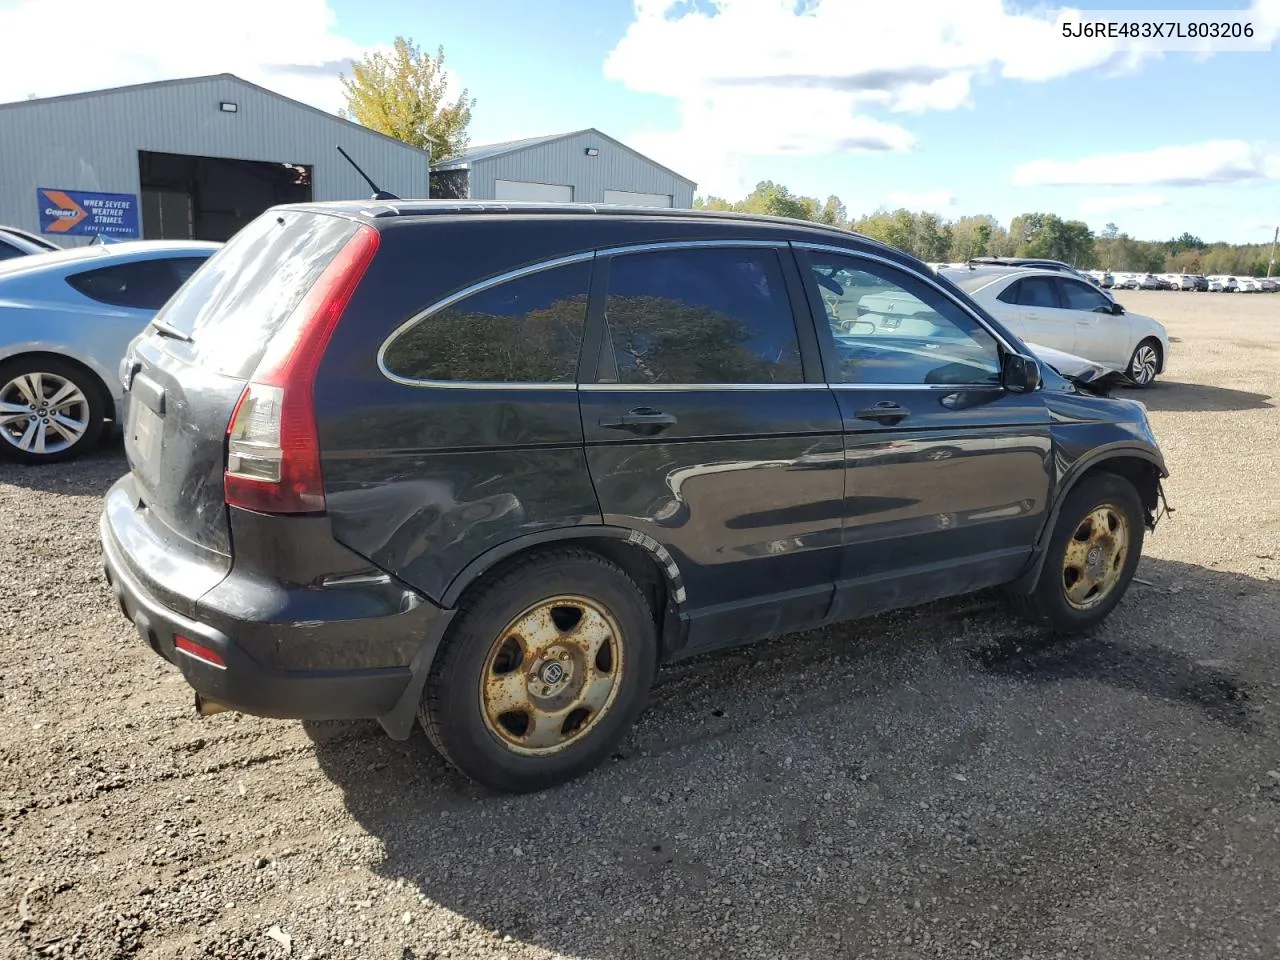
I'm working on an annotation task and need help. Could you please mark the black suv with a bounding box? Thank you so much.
[101,202,1168,792]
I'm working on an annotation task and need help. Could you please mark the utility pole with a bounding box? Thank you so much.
[1269,225,1278,279]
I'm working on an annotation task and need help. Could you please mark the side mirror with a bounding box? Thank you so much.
[1111,301,1125,315]
[1002,352,1042,393]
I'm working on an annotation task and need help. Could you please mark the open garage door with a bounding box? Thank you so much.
[603,189,672,207]
[494,180,574,202]
[139,150,312,241]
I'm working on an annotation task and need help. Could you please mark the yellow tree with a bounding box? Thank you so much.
[340,37,475,163]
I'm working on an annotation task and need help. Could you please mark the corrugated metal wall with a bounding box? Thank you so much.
[469,131,695,207]
[0,76,429,245]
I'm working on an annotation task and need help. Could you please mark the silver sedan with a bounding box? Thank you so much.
[0,240,219,462]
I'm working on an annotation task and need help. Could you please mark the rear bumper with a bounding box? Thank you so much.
[99,484,457,736]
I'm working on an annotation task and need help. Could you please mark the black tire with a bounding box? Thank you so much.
[0,356,106,464]
[419,548,658,793]
[1010,473,1145,633]
[1125,338,1161,388]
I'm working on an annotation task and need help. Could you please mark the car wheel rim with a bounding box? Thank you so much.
[479,595,625,756]
[1131,345,1158,384]
[1061,504,1130,610]
[0,372,90,455]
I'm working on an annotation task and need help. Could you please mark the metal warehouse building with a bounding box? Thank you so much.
[0,74,429,246]
[431,129,696,207]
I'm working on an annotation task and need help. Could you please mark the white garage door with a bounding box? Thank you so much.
[494,179,574,202]
[603,189,673,207]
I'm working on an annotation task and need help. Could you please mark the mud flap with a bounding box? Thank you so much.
[376,608,458,740]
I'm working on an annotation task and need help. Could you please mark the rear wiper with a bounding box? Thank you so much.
[150,319,193,343]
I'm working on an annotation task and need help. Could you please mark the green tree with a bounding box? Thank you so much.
[817,195,847,227]
[694,196,735,212]
[735,181,814,221]
[340,37,475,163]
[1008,212,1095,266]
[947,214,1000,261]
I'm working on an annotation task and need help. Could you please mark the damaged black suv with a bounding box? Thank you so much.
[101,202,1169,792]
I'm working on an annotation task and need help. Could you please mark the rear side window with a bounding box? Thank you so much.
[152,212,358,379]
[0,240,24,261]
[1012,276,1060,308]
[66,258,197,310]
[603,247,802,384]
[381,261,591,383]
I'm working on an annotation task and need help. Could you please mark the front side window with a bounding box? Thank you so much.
[807,253,1001,386]
[1059,278,1113,312]
[66,258,191,310]
[381,260,590,383]
[603,247,802,385]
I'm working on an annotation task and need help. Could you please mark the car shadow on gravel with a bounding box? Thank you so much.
[0,437,125,496]
[1134,380,1274,412]
[305,556,1277,959]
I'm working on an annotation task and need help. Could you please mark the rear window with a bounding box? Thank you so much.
[152,211,358,378]
[66,257,207,310]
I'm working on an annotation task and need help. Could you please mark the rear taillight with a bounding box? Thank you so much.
[224,224,380,514]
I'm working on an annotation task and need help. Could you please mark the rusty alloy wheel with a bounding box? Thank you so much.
[1061,503,1130,610]
[479,595,625,755]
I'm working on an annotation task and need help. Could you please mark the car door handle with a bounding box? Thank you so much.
[598,407,678,435]
[854,401,910,425]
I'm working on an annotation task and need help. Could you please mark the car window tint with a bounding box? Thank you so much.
[169,257,208,286]
[65,259,189,310]
[808,253,1001,386]
[1014,276,1060,308]
[0,240,23,262]
[996,279,1021,304]
[1059,278,1112,312]
[603,248,802,384]
[382,260,590,383]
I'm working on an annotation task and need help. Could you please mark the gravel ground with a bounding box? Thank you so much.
[1,289,1278,960]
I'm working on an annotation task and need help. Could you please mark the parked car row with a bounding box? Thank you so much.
[1094,271,1278,293]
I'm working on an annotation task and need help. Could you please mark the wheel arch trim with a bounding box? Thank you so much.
[376,525,691,741]
[441,525,689,612]
[1011,443,1166,594]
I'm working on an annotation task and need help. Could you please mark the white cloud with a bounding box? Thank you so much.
[1013,141,1280,187]
[1240,216,1280,235]
[606,0,1280,198]
[1079,194,1168,214]
[0,0,370,112]
[886,189,957,210]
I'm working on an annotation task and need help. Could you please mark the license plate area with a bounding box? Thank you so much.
[127,400,163,478]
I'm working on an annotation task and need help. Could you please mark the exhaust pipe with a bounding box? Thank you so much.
[194,693,233,717]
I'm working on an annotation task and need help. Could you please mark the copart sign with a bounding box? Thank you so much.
[38,188,140,239]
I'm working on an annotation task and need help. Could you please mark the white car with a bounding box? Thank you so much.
[947,267,1169,387]
[1238,277,1262,293]
[1165,274,1198,291]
